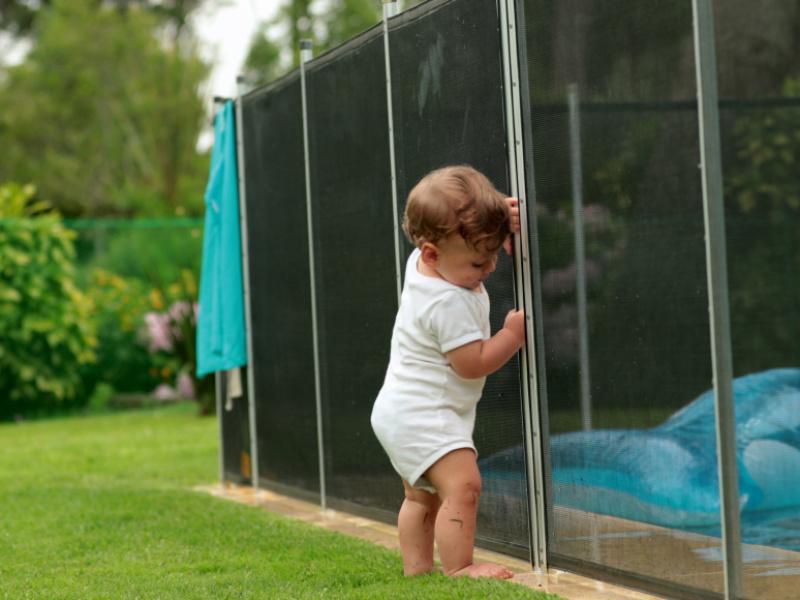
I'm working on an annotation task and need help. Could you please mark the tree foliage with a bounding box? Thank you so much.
[243,26,284,86]
[243,0,382,87]
[0,0,210,217]
[0,0,42,36]
[0,0,206,38]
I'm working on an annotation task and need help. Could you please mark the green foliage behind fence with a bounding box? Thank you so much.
[67,217,203,290]
[0,184,97,419]
[1,184,208,420]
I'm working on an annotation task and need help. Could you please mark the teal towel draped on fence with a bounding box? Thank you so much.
[196,101,247,377]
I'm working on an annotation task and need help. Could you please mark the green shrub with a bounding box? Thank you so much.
[727,77,800,216]
[0,183,96,420]
[79,269,161,396]
[724,77,800,373]
[79,265,214,414]
[86,381,115,412]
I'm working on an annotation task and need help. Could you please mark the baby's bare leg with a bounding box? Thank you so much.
[425,449,514,579]
[398,480,441,575]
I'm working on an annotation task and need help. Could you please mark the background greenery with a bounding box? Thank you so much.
[0,0,217,419]
[0,184,96,420]
[0,0,433,421]
[0,187,206,420]
[0,0,209,218]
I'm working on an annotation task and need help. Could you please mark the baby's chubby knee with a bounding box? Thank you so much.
[442,478,482,507]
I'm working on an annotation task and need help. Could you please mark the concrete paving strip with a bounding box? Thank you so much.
[195,483,664,600]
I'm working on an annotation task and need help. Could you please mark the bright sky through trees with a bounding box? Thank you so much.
[191,0,281,99]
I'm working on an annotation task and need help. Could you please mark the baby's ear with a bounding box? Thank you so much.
[420,242,439,265]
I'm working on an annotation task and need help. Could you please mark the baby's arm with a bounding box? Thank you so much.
[446,309,525,379]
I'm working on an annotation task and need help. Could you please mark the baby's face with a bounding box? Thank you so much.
[433,234,499,290]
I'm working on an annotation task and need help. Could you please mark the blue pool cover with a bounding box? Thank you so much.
[481,368,800,548]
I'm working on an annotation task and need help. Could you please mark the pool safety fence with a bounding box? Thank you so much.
[217,1,800,599]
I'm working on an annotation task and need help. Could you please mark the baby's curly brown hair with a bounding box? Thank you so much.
[402,165,510,252]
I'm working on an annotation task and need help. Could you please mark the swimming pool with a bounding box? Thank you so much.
[481,368,800,552]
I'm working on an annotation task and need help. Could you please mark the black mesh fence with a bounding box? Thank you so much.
[240,75,321,500]
[714,3,800,597]
[721,103,800,600]
[234,0,532,557]
[305,29,399,517]
[219,368,252,485]
[520,0,726,597]
[223,0,800,595]
[388,0,529,556]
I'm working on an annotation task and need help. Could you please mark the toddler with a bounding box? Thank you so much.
[371,165,524,579]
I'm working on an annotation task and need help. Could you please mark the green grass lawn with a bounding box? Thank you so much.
[0,404,561,599]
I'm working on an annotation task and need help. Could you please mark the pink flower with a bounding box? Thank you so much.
[152,383,178,400]
[544,304,579,366]
[176,372,195,399]
[581,204,611,231]
[144,312,173,353]
[541,262,600,299]
[169,300,193,323]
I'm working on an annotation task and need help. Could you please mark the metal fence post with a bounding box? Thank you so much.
[300,39,327,510]
[500,0,548,573]
[382,0,402,305]
[235,77,260,489]
[567,84,592,433]
[692,1,743,597]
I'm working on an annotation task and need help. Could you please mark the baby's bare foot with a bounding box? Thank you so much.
[452,562,514,579]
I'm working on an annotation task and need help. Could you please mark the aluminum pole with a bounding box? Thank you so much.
[300,39,327,510]
[567,84,592,432]
[235,77,259,488]
[500,0,548,572]
[692,1,742,597]
[382,1,402,305]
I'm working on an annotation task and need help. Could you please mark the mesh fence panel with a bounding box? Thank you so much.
[714,2,800,596]
[235,0,532,555]
[241,77,321,499]
[226,0,800,589]
[389,0,529,556]
[520,0,725,596]
[305,30,400,516]
[219,368,252,485]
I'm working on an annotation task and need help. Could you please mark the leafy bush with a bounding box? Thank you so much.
[79,269,161,397]
[0,183,96,420]
[724,77,800,373]
[727,78,800,216]
[80,266,215,415]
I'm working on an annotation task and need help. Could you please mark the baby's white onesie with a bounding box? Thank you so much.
[371,248,490,491]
